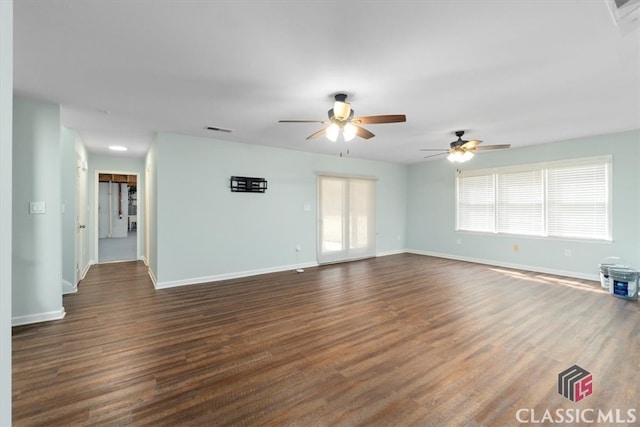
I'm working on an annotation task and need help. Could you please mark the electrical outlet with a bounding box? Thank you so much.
[29,201,46,214]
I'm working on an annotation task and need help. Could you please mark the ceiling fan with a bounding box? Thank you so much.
[420,130,511,163]
[279,93,406,142]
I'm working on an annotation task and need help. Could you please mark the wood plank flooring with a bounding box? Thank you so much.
[12,254,640,426]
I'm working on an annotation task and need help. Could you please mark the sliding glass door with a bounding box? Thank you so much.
[318,175,376,264]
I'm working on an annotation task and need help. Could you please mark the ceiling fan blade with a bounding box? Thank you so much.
[461,139,482,149]
[420,148,449,151]
[424,152,448,159]
[279,120,327,123]
[355,125,375,140]
[306,128,327,140]
[352,114,406,124]
[473,144,511,151]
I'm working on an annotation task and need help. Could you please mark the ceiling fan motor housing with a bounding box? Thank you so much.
[450,130,467,148]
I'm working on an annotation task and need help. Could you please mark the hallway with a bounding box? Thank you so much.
[98,231,137,262]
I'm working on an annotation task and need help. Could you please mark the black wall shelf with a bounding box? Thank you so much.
[230,176,268,193]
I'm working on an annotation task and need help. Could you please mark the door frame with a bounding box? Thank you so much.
[75,154,87,284]
[94,169,141,263]
[316,173,377,265]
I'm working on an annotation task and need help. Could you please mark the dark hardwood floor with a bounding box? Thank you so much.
[12,254,639,426]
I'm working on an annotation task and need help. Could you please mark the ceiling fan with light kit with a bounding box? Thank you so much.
[421,130,511,163]
[279,93,406,142]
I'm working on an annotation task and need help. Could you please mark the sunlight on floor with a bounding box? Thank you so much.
[488,267,609,295]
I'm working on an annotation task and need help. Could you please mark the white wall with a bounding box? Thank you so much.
[12,96,65,325]
[61,126,77,293]
[0,1,13,422]
[88,154,145,264]
[406,130,640,280]
[152,133,408,287]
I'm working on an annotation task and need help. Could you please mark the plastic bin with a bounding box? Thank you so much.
[607,267,639,301]
[599,257,625,290]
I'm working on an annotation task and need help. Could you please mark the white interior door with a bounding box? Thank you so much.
[75,154,87,283]
[318,175,376,264]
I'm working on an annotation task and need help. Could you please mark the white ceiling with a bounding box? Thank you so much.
[13,0,640,163]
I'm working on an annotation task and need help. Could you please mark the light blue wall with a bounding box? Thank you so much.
[12,96,65,323]
[153,133,408,286]
[61,126,77,291]
[0,1,13,422]
[87,154,146,264]
[406,130,640,280]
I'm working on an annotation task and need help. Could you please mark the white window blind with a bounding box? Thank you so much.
[455,156,611,241]
[457,174,495,232]
[497,170,543,235]
[547,162,609,240]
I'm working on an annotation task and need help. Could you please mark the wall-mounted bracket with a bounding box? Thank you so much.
[230,176,267,193]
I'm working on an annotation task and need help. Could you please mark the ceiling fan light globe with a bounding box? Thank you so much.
[462,150,474,162]
[343,123,357,141]
[327,123,340,142]
[333,101,351,121]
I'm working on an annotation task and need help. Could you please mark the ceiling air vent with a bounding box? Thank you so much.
[607,0,640,34]
[205,126,233,133]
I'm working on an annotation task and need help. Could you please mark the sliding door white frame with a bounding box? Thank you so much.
[317,173,376,264]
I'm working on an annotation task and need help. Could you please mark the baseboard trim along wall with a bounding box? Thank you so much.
[62,279,77,295]
[376,249,407,257]
[154,262,320,290]
[12,308,66,327]
[153,250,412,290]
[80,262,91,281]
[148,268,158,288]
[407,249,600,282]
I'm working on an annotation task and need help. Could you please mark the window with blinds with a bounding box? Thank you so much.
[456,156,611,241]
[457,174,495,232]
[547,162,609,239]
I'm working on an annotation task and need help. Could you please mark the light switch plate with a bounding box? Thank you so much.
[29,201,46,214]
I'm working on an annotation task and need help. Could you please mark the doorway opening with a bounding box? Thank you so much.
[97,172,138,263]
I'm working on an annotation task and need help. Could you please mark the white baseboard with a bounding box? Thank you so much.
[139,256,148,266]
[154,261,320,290]
[148,268,158,287]
[407,249,600,282]
[80,262,92,280]
[377,249,408,257]
[62,279,77,295]
[12,308,66,327]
